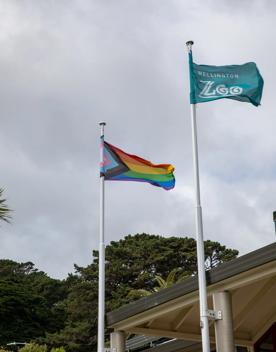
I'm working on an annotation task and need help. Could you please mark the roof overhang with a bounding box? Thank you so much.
[107,242,276,348]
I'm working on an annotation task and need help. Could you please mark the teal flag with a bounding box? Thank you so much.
[189,52,264,106]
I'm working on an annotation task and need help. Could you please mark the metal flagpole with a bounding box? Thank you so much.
[98,121,106,352]
[186,41,211,352]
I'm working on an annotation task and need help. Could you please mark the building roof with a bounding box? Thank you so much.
[107,242,276,348]
[107,241,276,326]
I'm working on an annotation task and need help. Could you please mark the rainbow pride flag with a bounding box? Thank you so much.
[101,140,175,190]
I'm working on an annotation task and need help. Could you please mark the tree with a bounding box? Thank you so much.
[204,240,239,269]
[127,239,240,299]
[0,260,68,346]
[46,234,238,351]
[0,235,239,351]
[127,267,190,299]
[18,343,65,352]
[44,277,98,352]
[19,344,47,352]
[0,189,11,222]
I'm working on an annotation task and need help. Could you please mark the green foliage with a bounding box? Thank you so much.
[45,234,238,351]
[0,188,11,223]
[19,344,47,352]
[0,234,239,352]
[19,344,65,352]
[204,240,239,269]
[128,268,190,298]
[154,267,189,290]
[0,260,68,345]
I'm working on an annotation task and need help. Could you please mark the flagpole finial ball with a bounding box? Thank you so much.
[99,122,106,126]
[186,40,194,46]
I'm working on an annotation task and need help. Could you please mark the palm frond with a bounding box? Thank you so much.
[166,268,181,285]
[0,188,11,223]
[127,289,152,298]
[155,275,167,288]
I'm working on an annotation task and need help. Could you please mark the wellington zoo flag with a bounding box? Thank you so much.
[189,53,264,106]
[100,140,175,190]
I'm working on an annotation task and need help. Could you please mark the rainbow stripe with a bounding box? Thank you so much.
[101,141,175,190]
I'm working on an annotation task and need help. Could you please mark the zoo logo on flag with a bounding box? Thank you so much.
[199,80,243,99]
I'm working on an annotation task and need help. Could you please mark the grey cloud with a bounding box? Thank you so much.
[0,0,274,278]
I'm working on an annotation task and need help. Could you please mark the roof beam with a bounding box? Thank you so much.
[126,327,253,347]
[172,306,195,331]
[145,318,156,328]
[234,278,276,330]
[125,326,207,342]
[111,292,199,330]
[211,261,276,293]
[252,311,276,343]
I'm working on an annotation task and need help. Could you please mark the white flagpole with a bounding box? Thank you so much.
[186,41,211,352]
[98,121,106,352]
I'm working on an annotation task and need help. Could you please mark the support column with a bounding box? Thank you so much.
[110,331,125,352]
[213,291,235,352]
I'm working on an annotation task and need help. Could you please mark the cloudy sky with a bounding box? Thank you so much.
[0,0,275,279]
